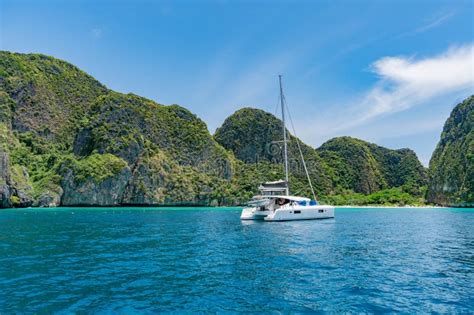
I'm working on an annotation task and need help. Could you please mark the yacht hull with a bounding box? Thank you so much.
[265,205,334,221]
[240,205,334,221]
[240,207,271,220]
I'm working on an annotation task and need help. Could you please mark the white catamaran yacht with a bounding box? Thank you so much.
[240,76,335,221]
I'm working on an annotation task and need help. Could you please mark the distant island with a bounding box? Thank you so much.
[0,51,472,208]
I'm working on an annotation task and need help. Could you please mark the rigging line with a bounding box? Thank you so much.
[283,94,318,201]
[273,90,280,118]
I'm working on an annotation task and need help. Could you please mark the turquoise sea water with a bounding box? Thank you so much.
[1,207,473,313]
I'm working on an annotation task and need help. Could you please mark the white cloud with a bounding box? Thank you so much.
[373,45,473,88]
[290,43,474,158]
[335,44,474,131]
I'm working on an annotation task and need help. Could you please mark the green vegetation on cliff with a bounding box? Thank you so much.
[0,51,235,207]
[215,108,284,163]
[0,51,107,146]
[215,107,334,197]
[2,51,468,208]
[215,108,428,204]
[318,137,428,196]
[428,96,473,207]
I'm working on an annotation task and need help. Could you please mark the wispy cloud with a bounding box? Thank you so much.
[413,11,455,34]
[291,43,474,157]
[329,44,474,133]
[397,10,456,38]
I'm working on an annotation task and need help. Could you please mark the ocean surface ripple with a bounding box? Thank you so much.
[1,207,473,313]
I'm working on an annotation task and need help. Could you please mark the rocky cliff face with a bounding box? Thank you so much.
[318,137,428,195]
[0,51,234,207]
[215,108,428,197]
[214,107,334,196]
[428,96,473,207]
[0,151,11,208]
[0,51,444,208]
[61,167,132,206]
[215,108,284,163]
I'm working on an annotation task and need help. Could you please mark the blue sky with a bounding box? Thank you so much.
[1,0,473,165]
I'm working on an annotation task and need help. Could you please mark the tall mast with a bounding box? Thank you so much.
[279,75,290,195]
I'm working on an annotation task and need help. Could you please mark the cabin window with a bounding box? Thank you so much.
[294,210,301,214]
[318,209,324,213]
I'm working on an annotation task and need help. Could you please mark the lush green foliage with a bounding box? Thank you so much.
[318,137,428,195]
[215,108,284,163]
[0,51,107,147]
[10,195,20,206]
[81,91,231,173]
[428,96,473,207]
[63,153,128,183]
[322,186,427,206]
[215,108,428,202]
[1,51,465,208]
[0,51,235,206]
[215,108,336,196]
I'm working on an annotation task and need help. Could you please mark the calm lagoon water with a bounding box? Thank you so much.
[0,207,473,313]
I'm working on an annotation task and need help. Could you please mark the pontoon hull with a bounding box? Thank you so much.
[265,205,334,221]
[240,205,334,221]
[240,207,270,220]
